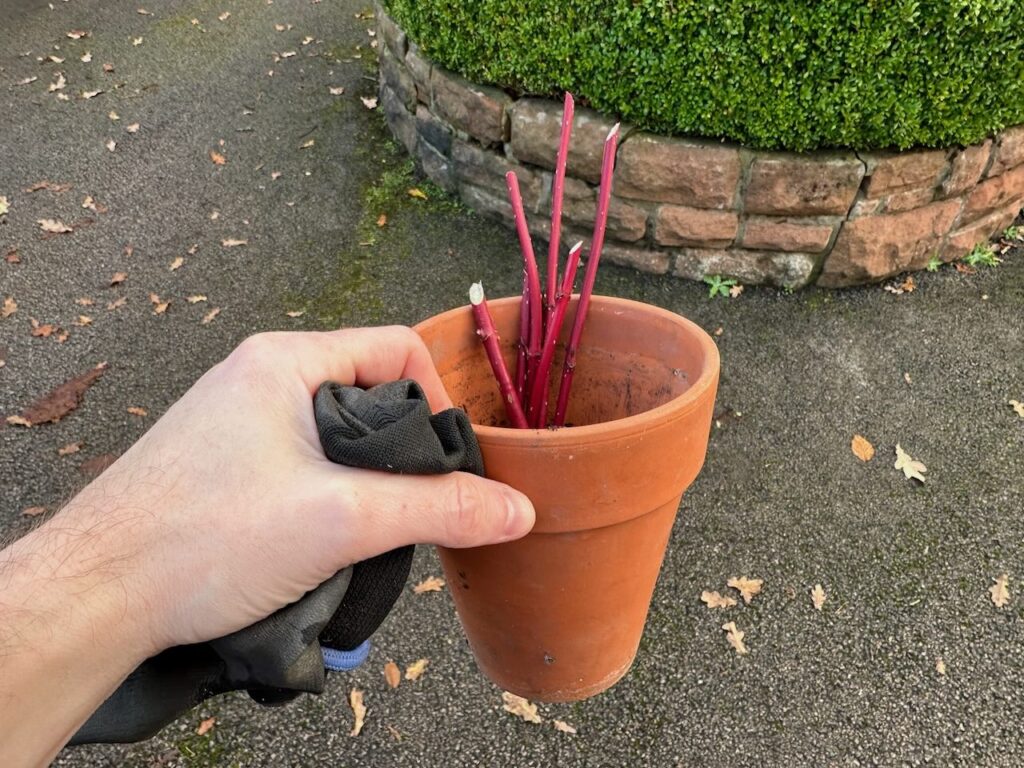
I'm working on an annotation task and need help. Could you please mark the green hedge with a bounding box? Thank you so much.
[385,0,1024,152]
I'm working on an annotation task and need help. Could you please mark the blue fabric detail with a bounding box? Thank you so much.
[322,640,371,671]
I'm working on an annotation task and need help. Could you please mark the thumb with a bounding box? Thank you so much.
[324,468,536,564]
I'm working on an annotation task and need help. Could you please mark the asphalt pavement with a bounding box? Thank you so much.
[2,0,1023,766]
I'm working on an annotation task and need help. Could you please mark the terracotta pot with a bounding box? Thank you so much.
[414,295,719,701]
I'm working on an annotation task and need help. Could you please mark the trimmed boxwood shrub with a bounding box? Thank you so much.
[385,0,1024,152]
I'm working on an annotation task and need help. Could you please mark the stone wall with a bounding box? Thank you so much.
[375,6,1024,288]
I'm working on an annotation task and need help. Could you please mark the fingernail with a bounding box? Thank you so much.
[502,488,535,539]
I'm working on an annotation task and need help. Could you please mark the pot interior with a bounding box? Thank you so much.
[432,297,710,429]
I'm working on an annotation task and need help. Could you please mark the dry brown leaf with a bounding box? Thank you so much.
[270,171,282,180]
[218,11,231,21]
[990,574,1010,608]
[851,434,874,462]
[384,661,401,689]
[103,63,114,73]
[727,576,763,605]
[169,256,185,271]
[81,196,108,214]
[106,138,116,152]
[811,584,826,611]
[37,219,73,234]
[110,271,127,286]
[76,297,94,306]
[21,506,47,517]
[894,444,927,483]
[16,362,107,426]
[412,576,445,594]
[48,73,66,92]
[407,187,427,200]
[30,318,56,338]
[152,300,169,315]
[126,123,140,133]
[701,590,737,609]
[127,406,148,417]
[44,55,65,63]
[72,315,92,326]
[202,307,221,324]
[729,284,744,298]
[936,657,946,676]
[7,415,33,427]
[2,297,16,318]
[222,238,247,247]
[67,29,89,39]
[107,296,127,311]
[58,441,83,456]
[349,689,366,737]
[196,717,216,736]
[1009,400,1024,418]
[329,86,345,95]
[300,139,315,149]
[279,51,296,59]
[5,248,20,264]
[133,37,143,47]
[25,180,72,194]
[722,621,748,655]
[361,96,378,110]
[80,453,118,477]
[80,89,103,100]
[210,150,227,166]
[552,719,577,735]
[884,276,916,295]
[81,52,93,63]
[137,8,153,15]
[285,310,305,318]
[404,659,428,681]
[501,691,542,723]
[375,213,388,228]
[187,294,208,303]
[16,76,38,86]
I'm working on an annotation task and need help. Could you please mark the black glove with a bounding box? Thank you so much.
[71,380,483,744]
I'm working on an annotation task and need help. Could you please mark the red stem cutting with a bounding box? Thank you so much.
[470,282,529,429]
[506,171,543,414]
[547,92,575,323]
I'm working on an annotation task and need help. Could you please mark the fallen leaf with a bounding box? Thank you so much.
[936,657,946,676]
[884,276,916,295]
[302,36,315,45]
[56,330,69,344]
[811,584,826,611]
[285,310,304,318]
[80,452,118,477]
[133,37,144,47]
[405,658,429,681]
[851,434,875,462]
[270,171,282,180]
[196,717,216,736]
[722,621,748,655]
[108,110,120,121]
[80,89,103,100]
[413,576,445,594]
[127,406,148,417]
[222,238,247,247]
[5,248,20,264]
[66,30,89,39]
[275,23,286,31]
[701,590,737,609]
[552,719,577,735]
[58,441,83,456]
[187,294,208,303]
[102,63,114,73]
[30,318,56,337]
[218,11,231,21]
[137,7,153,15]
[106,138,116,152]
[25,180,72,194]
[384,661,401,689]
[727,576,763,605]
[16,76,38,86]
[407,187,427,200]
[7,415,33,427]
[169,256,184,270]
[954,262,975,274]
[187,244,199,254]
[990,574,1010,608]
[894,444,927,483]
[126,122,140,133]
[300,138,315,149]
[37,219,73,234]
[44,55,65,63]
[349,689,365,737]
[210,150,227,165]
[107,296,127,310]
[21,506,47,517]
[110,271,127,286]
[501,691,542,724]
[16,362,107,425]
[279,51,296,59]
[329,86,345,95]
[80,51,92,63]
[152,299,170,315]
[76,297,94,306]
[729,284,744,298]
[209,210,220,220]
[72,315,92,326]
[201,307,220,324]
[48,72,66,92]
[1010,400,1024,418]
[2,297,16,318]
[360,96,378,110]
[81,195,108,214]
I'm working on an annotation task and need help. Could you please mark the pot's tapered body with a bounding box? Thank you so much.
[415,296,719,701]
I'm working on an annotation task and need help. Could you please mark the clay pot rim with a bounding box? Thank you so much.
[418,294,720,446]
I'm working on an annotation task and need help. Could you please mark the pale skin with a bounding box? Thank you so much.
[0,327,536,767]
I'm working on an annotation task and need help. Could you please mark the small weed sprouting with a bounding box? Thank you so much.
[1003,225,1020,241]
[962,243,1001,268]
[704,274,737,299]
[926,254,942,272]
